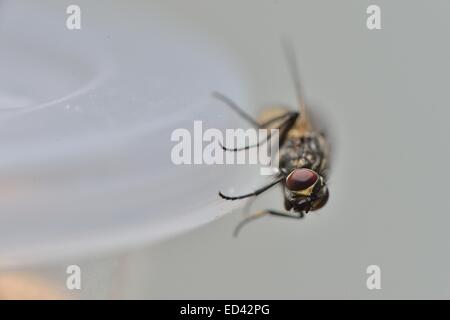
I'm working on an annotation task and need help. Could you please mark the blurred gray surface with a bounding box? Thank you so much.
[4,0,450,299]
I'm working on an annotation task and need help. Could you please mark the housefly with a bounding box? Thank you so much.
[216,41,331,235]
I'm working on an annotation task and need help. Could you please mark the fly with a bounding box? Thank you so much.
[215,41,331,236]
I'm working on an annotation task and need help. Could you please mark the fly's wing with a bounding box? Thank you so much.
[281,39,332,181]
[257,107,291,129]
[282,38,312,133]
[317,131,331,180]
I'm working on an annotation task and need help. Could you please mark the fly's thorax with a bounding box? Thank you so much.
[287,116,311,139]
[279,132,328,175]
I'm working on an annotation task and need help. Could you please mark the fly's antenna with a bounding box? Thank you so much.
[281,38,311,131]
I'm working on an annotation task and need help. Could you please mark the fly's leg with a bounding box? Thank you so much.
[265,210,304,219]
[233,208,304,237]
[217,112,298,201]
[233,211,266,237]
[220,112,298,151]
[213,91,296,129]
[219,176,284,200]
[212,92,260,127]
[259,111,298,128]
[213,91,299,150]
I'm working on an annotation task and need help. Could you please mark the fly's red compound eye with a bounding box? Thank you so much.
[286,169,318,191]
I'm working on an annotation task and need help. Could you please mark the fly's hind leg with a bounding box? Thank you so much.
[212,92,260,128]
[213,92,299,151]
[220,111,298,151]
[213,91,296,129]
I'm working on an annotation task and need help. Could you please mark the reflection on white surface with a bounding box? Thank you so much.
[0,1,255,265]
[0,92,33,109]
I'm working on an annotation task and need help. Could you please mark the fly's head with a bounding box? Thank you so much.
[284,168,329,213]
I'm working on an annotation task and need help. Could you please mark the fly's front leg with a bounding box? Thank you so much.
[219,176,284,200]
[233,207,303,237]
[265,210,304,219]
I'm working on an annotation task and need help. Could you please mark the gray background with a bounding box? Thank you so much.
[4,0,450,299]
